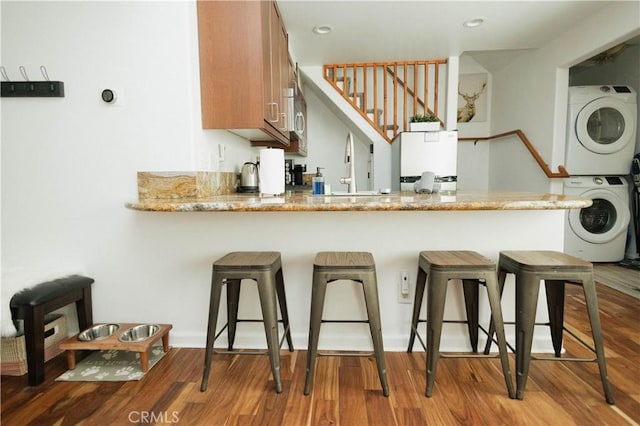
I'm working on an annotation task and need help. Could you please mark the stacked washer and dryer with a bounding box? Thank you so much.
[564,85,637,262]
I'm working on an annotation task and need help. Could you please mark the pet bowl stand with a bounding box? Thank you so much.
[59,323,172,372]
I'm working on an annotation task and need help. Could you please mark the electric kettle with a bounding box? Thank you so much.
[239,162,259,193]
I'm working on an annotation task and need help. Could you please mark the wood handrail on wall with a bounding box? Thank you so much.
[459,130,570,178]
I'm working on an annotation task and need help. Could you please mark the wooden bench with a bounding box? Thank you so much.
[10,275,94,385]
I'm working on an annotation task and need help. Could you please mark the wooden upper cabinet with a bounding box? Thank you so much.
[197,0,290,146]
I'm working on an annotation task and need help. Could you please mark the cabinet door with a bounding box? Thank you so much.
[198,1,263,127]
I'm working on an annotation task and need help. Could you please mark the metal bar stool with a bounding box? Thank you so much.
[304,251,389,397]
[407,251,514,398]
[484,250,614,404]
[200,251,293,394]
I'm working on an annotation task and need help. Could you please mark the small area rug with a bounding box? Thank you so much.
[56,344,167,382]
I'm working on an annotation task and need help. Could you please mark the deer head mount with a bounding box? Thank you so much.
[457,81,486,123]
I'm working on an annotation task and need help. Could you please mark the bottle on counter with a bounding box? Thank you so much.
[313,167,325,195]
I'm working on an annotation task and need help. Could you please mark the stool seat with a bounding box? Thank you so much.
[10,275,94,386]
[200,251,293,394]
[408,251,514,398]
[314,251,375,270]
[498,250,592,273]
[305,251,389,396]
[485,250,614,404]
[419,250,496,271]
[209,251,281,270]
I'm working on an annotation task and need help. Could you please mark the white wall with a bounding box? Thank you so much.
[489,1,640,193]
[456,54,492,190]
[0,1,261,329]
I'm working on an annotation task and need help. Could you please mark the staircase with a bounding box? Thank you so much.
[323,59,448,143]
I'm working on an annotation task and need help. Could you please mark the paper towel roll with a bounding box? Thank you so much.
[259,148,285,195]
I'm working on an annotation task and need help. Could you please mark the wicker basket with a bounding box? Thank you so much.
[1,314,67,376]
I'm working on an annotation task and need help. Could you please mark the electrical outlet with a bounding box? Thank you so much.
[398,271,411,304]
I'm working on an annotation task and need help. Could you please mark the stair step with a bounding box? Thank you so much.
[349,92,364,109]
[366,108,383,114]
[366,108,383,126]
[335,76,351,94]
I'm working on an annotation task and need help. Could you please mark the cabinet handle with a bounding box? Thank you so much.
[296,112,305,133]
[267,102,279,123]
[280,112,287,131]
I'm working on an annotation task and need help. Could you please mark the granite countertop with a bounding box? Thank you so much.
[125,191,592,212]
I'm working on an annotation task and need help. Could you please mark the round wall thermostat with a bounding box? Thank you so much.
[101,89,116,103]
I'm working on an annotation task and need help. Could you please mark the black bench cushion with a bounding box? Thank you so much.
[10,275,94,307]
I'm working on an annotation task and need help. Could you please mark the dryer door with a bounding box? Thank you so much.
[575,97,636,154]
[568,188,630,244]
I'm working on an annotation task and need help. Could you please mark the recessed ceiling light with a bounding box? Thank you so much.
[463,18,484,28]
[313,25,333,35]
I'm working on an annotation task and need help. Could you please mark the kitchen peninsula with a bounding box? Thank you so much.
[126,191,589,212]
[125,190,591,353]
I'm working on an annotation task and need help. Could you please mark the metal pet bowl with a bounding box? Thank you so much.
[119,324,160,342]
[77,323,120,342]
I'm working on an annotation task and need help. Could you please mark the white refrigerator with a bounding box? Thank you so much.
[391,131,458,192]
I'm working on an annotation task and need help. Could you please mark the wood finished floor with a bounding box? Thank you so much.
[2,279,639,425]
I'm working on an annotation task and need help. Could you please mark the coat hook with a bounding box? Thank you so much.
[40,66,50,82]
[0,66,9,82]
[19,66,30,81]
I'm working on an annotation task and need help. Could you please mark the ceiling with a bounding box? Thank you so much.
[277,1,619,69]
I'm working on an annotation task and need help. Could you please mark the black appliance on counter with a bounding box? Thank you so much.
[292,164,306,186]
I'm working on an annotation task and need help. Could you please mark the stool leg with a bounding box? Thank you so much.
[515,274,541,400]
[256,273,283,394]
[76,286,93,330]
[304,273,328,395]
[408,265,427,353]
[483,269,507,355]
[462,279,479,352]
[485,274,515,399]
[275,267,294,351]
[544,280,565,357]
[361,273,389,397]
[426,272,448,397]
[581,277,615,404]
[226,279,241,351]
[201,274,224,392]
[24,305,46,386]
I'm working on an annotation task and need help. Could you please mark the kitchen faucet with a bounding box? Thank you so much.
[340,132,357,193]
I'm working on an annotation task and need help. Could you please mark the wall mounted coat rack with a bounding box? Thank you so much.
[1,81,65,97]
[1,66,65,98]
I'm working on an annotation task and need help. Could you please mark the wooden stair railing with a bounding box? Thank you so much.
[383,66,443,129]
[324,59,447,143]
[459,130,570,178]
